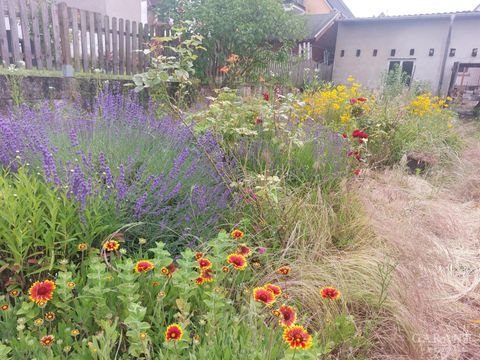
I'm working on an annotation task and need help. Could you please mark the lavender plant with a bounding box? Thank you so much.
[0,92,231,251]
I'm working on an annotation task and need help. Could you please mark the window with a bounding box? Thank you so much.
[429,48,435,56]
[473,48,478,57]
[388,60,415,86]
[340,50,345,57]
[390,49,396,57]
[373,49,378,57]
[410,49,415,56]
[356,49,361,57]
[449,48,456,57]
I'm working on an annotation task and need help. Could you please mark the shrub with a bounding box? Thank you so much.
[0,93,231,252]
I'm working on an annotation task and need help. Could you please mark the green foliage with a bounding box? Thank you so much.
[0,168,118,283]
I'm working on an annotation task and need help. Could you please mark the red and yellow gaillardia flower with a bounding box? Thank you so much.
[9,289,20,298]
[230,229,244,239]
[103,240,120,251]
[277,266,291,276]
[227,254,248,270]
[265,284,282,297]
[253,287,276,306]
[278,305,297,327]
[77,243,88,251]
[237,244,251,257]
[195,277,205,285]
[1,304,9,311]
[45,312,56,321]
[40,335,55,347]
[165,324,183,342]
[282,325,312,349]
[29,280,56,304]
[160,267,170,276]
[195,252,204,260]
[135,260,155,273]
[320,286,341,300]
[222,266,229,273]
[197,258,212,270]
[272,309,281,317]
[200,269,214,283]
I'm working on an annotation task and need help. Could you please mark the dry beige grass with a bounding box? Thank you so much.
[357,122,480,359]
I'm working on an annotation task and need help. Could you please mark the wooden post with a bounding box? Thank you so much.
[138,22,144,72]
[79,10,89,71]
[58,2,71,66]
[95,13,104,71]
[125,20,131,75]
[40,1,53,69]
[70,7,81,71]
[88,11,96,69]
[104,15,110,73]
[112,17,118,74]
[131,21,137,73]
[6,0,20,64]
[18,0,32,68]
[118,18,124,74]
[50,3,62,69]
[29,0,42,69]
[0,0,10,66]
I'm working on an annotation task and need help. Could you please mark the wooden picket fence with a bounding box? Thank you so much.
[0,0,169,75]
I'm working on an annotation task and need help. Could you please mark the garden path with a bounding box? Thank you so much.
[358,122,480,359]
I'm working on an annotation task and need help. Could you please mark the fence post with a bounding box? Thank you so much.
[58,2,71,67]
[0,0,10,66]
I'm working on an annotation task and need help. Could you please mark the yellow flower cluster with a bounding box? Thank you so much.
[408,94,452,117]
[298,77,372,131]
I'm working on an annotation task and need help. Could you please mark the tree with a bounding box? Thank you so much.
[155,0,306,83]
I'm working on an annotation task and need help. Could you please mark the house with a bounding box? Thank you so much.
[62,0,144,23]
[284,0,354,18]
[332,10,480,99]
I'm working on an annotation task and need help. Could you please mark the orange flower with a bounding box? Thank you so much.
[222,266,229,273]
[230,229,244,239]
[9,289,20,298]
[29,280,56,304]
[165,324,183,342]
[278,305,297,327]
[237,244,251,257]
[227,54,239,64]
[135,260,155,273]
[282,325,312,349]
[227,254,247,270]
[320,287,341,300]
[219,65,230,74]
[103,240,120,251]
[195,277,205,285]
[265,284,282,297]
[253,287,276,305]
[200,269,214,283]
[44,311,56,321]
[1,304,9,311]
[160,267,170,276]
[77,243,88,251]
[272,309,281,317]
[278,266,291,275]
[40,335,55,347]
[197,258,212,270]
[195,252,204,260]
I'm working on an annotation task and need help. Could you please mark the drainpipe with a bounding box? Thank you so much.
[437,14,455,96]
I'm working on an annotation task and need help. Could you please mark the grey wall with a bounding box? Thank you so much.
[332,14,480,95]
[62,0,142,23]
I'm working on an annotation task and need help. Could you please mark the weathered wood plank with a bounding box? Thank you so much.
[88,11,96,69]
[6,0,20,64]
[29,0,42,69]
[111,17,118,74]
[95,12,104,71]
[58,2,70,66]
[40,1,53,69]
[79,10,89,71]
[0,0,10,66]
[70,7,81,71]
[104,15,110,73]
[131,21,137,73]
[50,3,62,68]
[125,20,131,75]
[143,23,150,71]
[138,22,144,72]
[118,18,124,74]
[18,0,32,68]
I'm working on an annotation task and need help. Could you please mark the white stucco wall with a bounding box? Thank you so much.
[332,14,480,95]
[62,0,142,23]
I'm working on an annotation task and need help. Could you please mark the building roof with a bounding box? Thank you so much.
[340,10,480,23]
[304,13,338,39]
[326,0,354,18]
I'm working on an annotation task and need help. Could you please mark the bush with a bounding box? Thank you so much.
[0,93,231,252]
